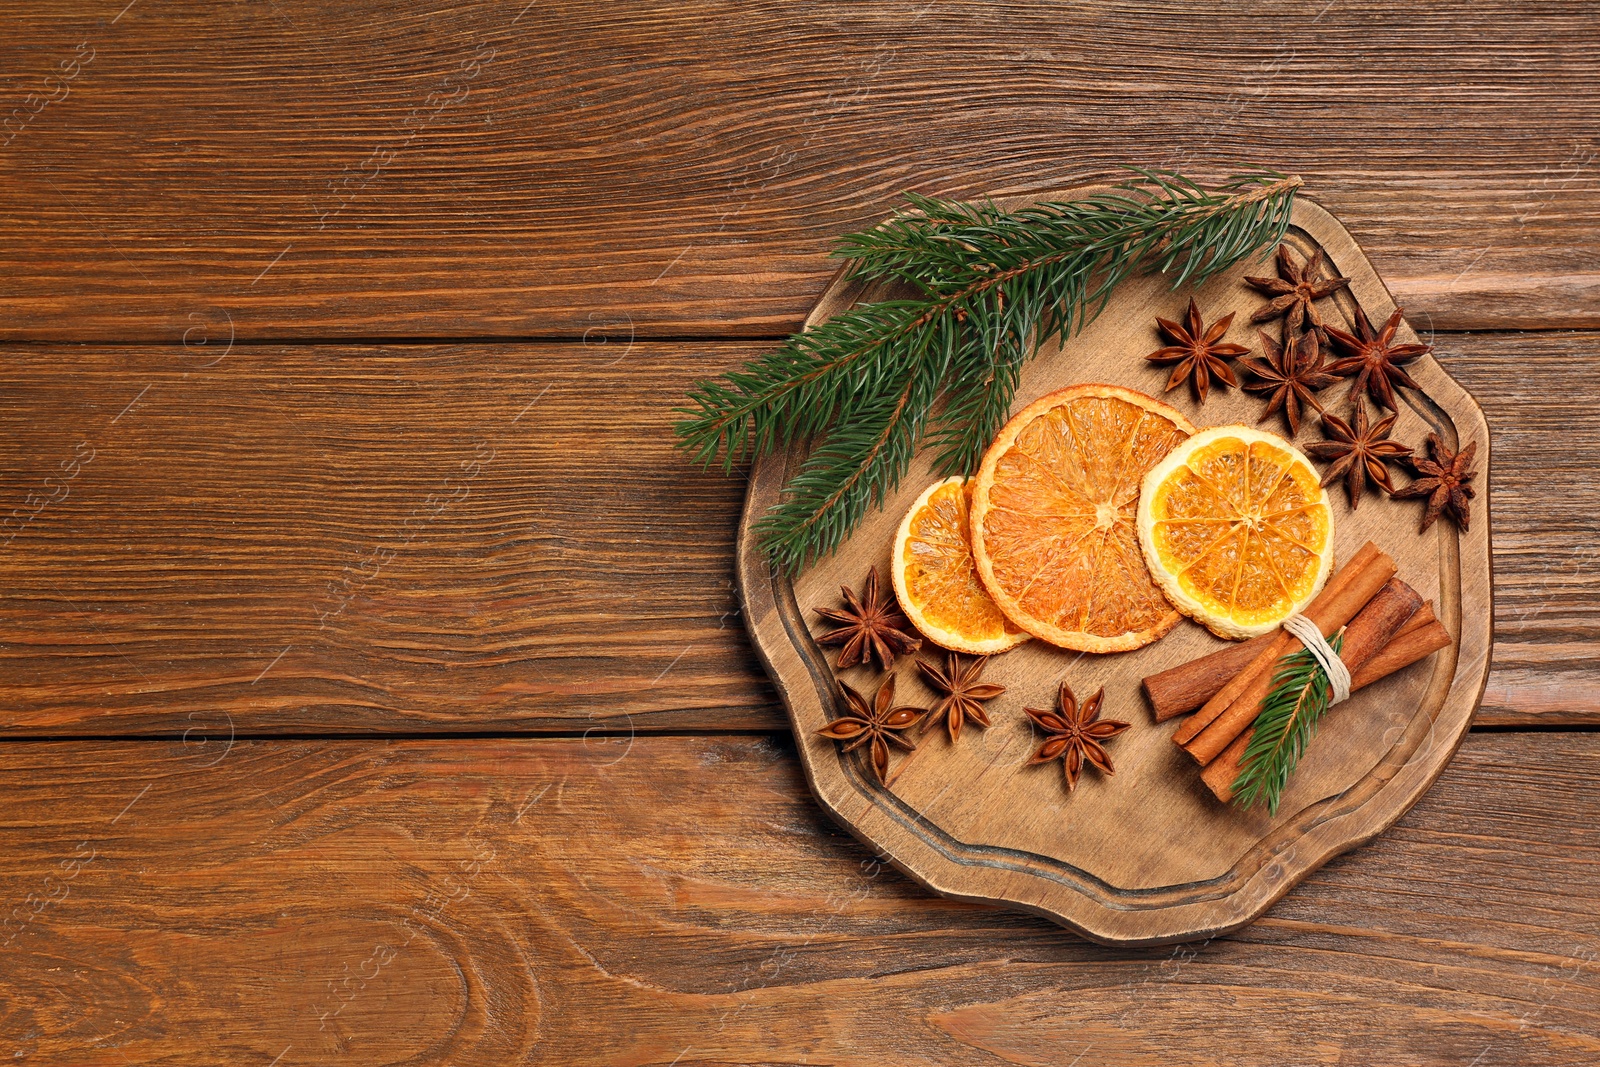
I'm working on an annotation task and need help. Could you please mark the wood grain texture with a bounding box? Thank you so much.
[0,734,1595,1065]
[2,0,1599,340]
[0,342,768,735]
[1445,333,1600,726]
[0,4,1588,1058]
[0,334,1591,735]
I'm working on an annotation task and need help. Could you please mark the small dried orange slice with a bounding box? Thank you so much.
[1137,425,1334,639]
[971,384,1196,652]
[891,476,1030,654]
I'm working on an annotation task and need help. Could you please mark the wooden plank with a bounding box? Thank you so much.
[1448,334,1600,725]
[0,734,1595,1064]
[0,342,771,735]
[2,1,1599,340]
[0,335,1590,735]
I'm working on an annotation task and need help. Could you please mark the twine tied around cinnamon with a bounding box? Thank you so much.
[1281,613,1351,704]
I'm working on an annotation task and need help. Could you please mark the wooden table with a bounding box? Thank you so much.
[1,3,1596,1063]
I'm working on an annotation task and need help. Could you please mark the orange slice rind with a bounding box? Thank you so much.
[1137,425,1335,640]
[971,383,1196,652]
[891,476,1030,655]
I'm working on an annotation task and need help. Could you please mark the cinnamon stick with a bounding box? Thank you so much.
[1350,611,1450,690]
[1173,542,1392,748]
[1143,597,1437,723]
[1186,574,1420,765]
[1143,631,1278,722]
[1385,600,1436,643]
[1199,727,1256,803]
[1200,599,1453,803]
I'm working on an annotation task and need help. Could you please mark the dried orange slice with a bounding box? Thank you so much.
[1137,425,1334,639]
[971,384,1196,652]
[891,476,1030,654]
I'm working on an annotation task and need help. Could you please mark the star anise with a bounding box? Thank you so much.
[1144,298,1250,403]
[1392,433,1478,531]
[917,652,1006,743]
[1023,680,1129,792]
[1238,328,1339,434]
[1324,306,1431,413]
[1244,244,1350,335]
[814,565,922,670]
[1304,400,1414,509]
[817,675,925,785]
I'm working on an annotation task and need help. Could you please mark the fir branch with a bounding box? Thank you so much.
[1231,632,1346,815]
[675,167,1303,573]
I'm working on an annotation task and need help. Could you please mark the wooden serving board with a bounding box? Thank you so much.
[738,191,1492,946]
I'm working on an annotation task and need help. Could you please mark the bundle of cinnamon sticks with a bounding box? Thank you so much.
[1142,541,1454,804]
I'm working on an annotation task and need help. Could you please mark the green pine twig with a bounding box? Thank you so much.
[1230,632,1346,815]
[675,167,1303,574]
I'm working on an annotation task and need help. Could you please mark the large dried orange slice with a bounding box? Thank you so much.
[891,477,1030,655]
[1137,425,1334,639]
[971,384,1196,652]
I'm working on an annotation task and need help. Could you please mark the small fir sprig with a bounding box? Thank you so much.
[1231,632,1345,814]
[676,168,1304,574]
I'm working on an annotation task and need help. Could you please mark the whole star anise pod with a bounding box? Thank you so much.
[1144,298,1250,403]
[817,675,925,785]
[1324,306,1431,413]
[1304,400,1414,509]
[917,652,1006,743]
[1244,244,1350,335]
[814,565,922,670]
[1023,680,1129,792]
[1392,433,1478,531]
[1238,328,1339,434]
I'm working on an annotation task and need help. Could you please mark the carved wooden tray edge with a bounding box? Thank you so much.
[737,191,1493,946]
